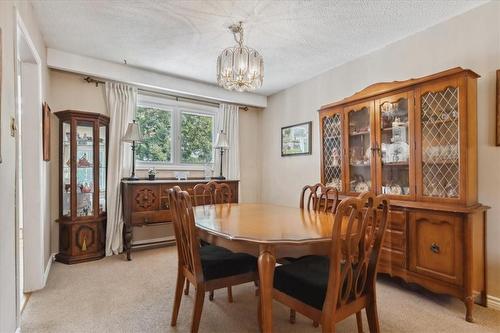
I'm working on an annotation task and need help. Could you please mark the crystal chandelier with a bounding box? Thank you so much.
[217,22,264,92]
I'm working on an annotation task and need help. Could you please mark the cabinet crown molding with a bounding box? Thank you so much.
[320,67,479,110]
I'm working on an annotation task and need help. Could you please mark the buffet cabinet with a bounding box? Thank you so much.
[121,179,239,260]
[319,68,487,321]
[55,110,109,264]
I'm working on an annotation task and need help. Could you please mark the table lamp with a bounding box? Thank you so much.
[123,120,143,180]
[213,130,229,179]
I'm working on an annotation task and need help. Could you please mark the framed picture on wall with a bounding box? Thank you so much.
[42,102,51,161]
[497,70,500,146]
[281,121,312,156]
[0,28,2,163]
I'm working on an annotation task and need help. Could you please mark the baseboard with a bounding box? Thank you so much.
[43,253,56,287]
[131,237,175,246]
[487,295,500,311]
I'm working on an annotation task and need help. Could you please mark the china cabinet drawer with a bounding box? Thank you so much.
[409,211,463,286]
[131,210,171,225]
[380,247,405,268]
[388,210,406,231]
[383,229,405,251]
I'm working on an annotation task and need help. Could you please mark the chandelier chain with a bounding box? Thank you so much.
[230,22,244,47]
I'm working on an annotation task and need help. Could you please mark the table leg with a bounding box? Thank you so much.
[258,246,276,333]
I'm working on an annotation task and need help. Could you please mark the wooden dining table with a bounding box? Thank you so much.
[194,202,336,333]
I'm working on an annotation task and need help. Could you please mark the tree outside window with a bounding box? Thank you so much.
[135,100,216,167]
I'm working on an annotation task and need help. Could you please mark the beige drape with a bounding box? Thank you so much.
[215,103,240,180]
[105,82,137,256]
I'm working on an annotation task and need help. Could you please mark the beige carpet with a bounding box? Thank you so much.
[22,246,500,333]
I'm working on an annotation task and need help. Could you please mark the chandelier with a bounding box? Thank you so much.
[217,22,264,92]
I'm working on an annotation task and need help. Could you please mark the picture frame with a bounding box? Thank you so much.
[0,28,2,163]
[42,102,51,161]
[496,70,500,146]
[281,121,312,156]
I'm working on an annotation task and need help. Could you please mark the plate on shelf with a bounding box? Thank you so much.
[355,181,369,192]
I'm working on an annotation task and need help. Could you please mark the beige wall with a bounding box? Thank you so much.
[0,1,50,332]
[261,1,500,298]
[49,70,262,249]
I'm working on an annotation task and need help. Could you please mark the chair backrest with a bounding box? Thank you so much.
[168,186,204,283]
[322,192,389,321]
[193,181,232,206]
[300,183,339,213]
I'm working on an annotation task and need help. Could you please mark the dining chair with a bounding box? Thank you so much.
[192,181,233,206]
[274,192,390,333]
[300,183,339,213]
[188,181,235,301]
[168,187,258,333]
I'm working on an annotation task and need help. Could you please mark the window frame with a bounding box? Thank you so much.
[136,94,219,170]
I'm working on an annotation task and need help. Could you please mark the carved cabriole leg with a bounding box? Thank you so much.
[465,296,474,323]
[227,287,233,303]
[258,245,276,333]
[171,266,184,326]
[184,279,190,295]
[209,290,214,301]
[289,309,296,324]
[123,222,133,261]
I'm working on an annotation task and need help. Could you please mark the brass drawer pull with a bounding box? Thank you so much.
[430,243,440,254]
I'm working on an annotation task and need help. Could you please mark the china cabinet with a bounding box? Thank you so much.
[55,110,109,264]
[319,68,487,322]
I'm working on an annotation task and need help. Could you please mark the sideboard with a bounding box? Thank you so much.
[121,179,239,260]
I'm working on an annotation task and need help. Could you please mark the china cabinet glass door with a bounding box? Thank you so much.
[99,124,107,215]
[418,82,461,200]
[62,120,71,217]
[376,92,414,198]
[346,102,374,194]
[76,120,95,217]
[322,112,344,191]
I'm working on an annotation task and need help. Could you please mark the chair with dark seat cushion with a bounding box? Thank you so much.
[200,245,256,280]
[168,187,258,333]
[274,255,330,310]
[273,192,390,333]
[188,181,236,301]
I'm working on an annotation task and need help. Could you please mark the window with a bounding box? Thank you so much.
[136,94,217,169]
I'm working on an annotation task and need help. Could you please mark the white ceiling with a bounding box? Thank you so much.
[32,0,487,96]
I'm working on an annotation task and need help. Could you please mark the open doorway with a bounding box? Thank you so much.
[14,10,45,320]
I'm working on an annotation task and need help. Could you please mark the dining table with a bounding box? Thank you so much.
[193,202,336,333]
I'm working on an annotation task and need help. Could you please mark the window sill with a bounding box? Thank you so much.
[136,164,208,171]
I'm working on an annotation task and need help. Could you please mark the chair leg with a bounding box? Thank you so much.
[289,309,296,324]
[254,280,259,296]
[170,268,184,326]
[191,287,205,333]
[227,286,233,303]
[209,290,214,301]
[184,279,190,295]
[356,311,364,333]
[366,298,380,333]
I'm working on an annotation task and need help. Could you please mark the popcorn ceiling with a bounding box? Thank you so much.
[32,0,486,96]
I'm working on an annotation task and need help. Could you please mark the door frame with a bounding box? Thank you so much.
[14,7,45,327]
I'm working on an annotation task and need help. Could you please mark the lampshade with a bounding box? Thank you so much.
[215,130,229,149]
[122,120,143,142]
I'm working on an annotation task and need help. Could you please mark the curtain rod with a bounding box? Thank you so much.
[83,76,249,111]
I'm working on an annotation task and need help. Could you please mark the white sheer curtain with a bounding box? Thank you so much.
[105,82,137,256]
[215,103,240,180]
